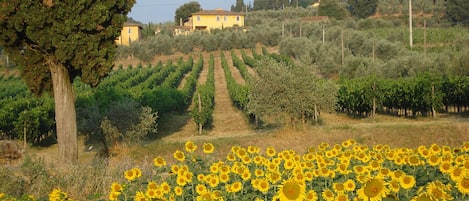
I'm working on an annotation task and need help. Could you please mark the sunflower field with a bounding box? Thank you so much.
[109,140,469,201]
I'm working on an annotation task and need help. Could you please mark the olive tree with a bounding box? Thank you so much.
[248,57,338,126]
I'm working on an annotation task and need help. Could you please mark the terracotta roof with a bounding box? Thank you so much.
[191,9,245,16]
[123,22,143,27]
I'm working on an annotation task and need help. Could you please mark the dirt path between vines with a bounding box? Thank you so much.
[159,51,254,142]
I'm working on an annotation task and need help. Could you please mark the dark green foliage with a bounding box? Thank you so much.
[192,55,215,129]
[337,75,449,117]
[181,55,204,104]
[231,50,250,81]
[318,0,349,20]
[0,95,55,145]
[0,0,134,93]
[175,1,201,24]
[441,76,469,112]
[141,87,186,113]
[444,0,469,26]
[232,0,246,12]
[174,35,195,54]
[347,0,378,18]
[161,57,193,88]
[249,56,338,125]
[241,49,258,68]
[220,52,250,110]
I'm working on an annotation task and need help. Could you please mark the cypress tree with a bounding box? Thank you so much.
[0,0,135,164]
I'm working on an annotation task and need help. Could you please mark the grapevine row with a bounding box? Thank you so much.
[337,75,469,117]
[191,54,215,134]
[220,51,249,111]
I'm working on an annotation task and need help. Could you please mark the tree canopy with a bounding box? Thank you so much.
[174,1,202,25]
[445,0,469,26]
[318,0,349,20]
[347,0,378,18]
[0,0,134,164]
[248,56,338,126]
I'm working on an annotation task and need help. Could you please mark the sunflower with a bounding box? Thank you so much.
[277,178,306,201]
[407,155,422,166]
[253,155,264,165]
[241,169,251,181]
[332,182,345,193]
[176,175,187,186]
[109,191,121,201]
[335,193,349,201]
[344,179,356,192]
[267,171,282,184]
[255,168,265,178]
[134,191,148,201]
[231,181,243,193]
[427,155,441,166]
[147,181,158,190]
[209,163,219,173]
[266,146,277,157]
[145,188,158,199]
[111,182,123,192]
[226,153,236,161]
[133,167,142,178]
[196,184,207,195]
[160,181,171,194]
[439,161,453,174]
[185,141,197,153]
[242,155,252,164]
[153,156,166,167]
[284,159,295,170]
[450,166,463,181]
[357,178,389,201]
[256,179,270,194]
[321,188,335,201]
[410,192,433,201]
[399,175,416,190]
[341,140,351,148]
[173,150,186,162]
[462,142,469,152]
[248,145,260,154]
[426,181,453,200]
[456,177,469,195]
[124,169,136,181]
[203,143,215,154]
[220,172,230,183]
[430,143,441,154]
[368,160,382,171]
[305,190,318,201]
[389,179,401,193]
[174,186,183,196]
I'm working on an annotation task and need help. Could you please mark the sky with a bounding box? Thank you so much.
[128,0,253,24]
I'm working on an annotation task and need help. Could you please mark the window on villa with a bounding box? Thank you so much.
[217,16,220,21]
[236,16,240,21]
[197,16,200,21]
[224,16,227,21]
[128,28,131,33]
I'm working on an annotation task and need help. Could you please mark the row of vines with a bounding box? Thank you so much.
[337,75,469,117]
[0,55,204,144]
[191,54,215,134]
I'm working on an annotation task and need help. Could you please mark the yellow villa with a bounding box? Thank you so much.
[186,9,245,32]
[115,22,142,46]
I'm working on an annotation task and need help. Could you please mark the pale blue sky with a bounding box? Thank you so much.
[128,0,253,24]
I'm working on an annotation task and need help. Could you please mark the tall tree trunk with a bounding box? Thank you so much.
[50,62,78,165]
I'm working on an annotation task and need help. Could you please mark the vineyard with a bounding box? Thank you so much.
[1,47,469,146]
